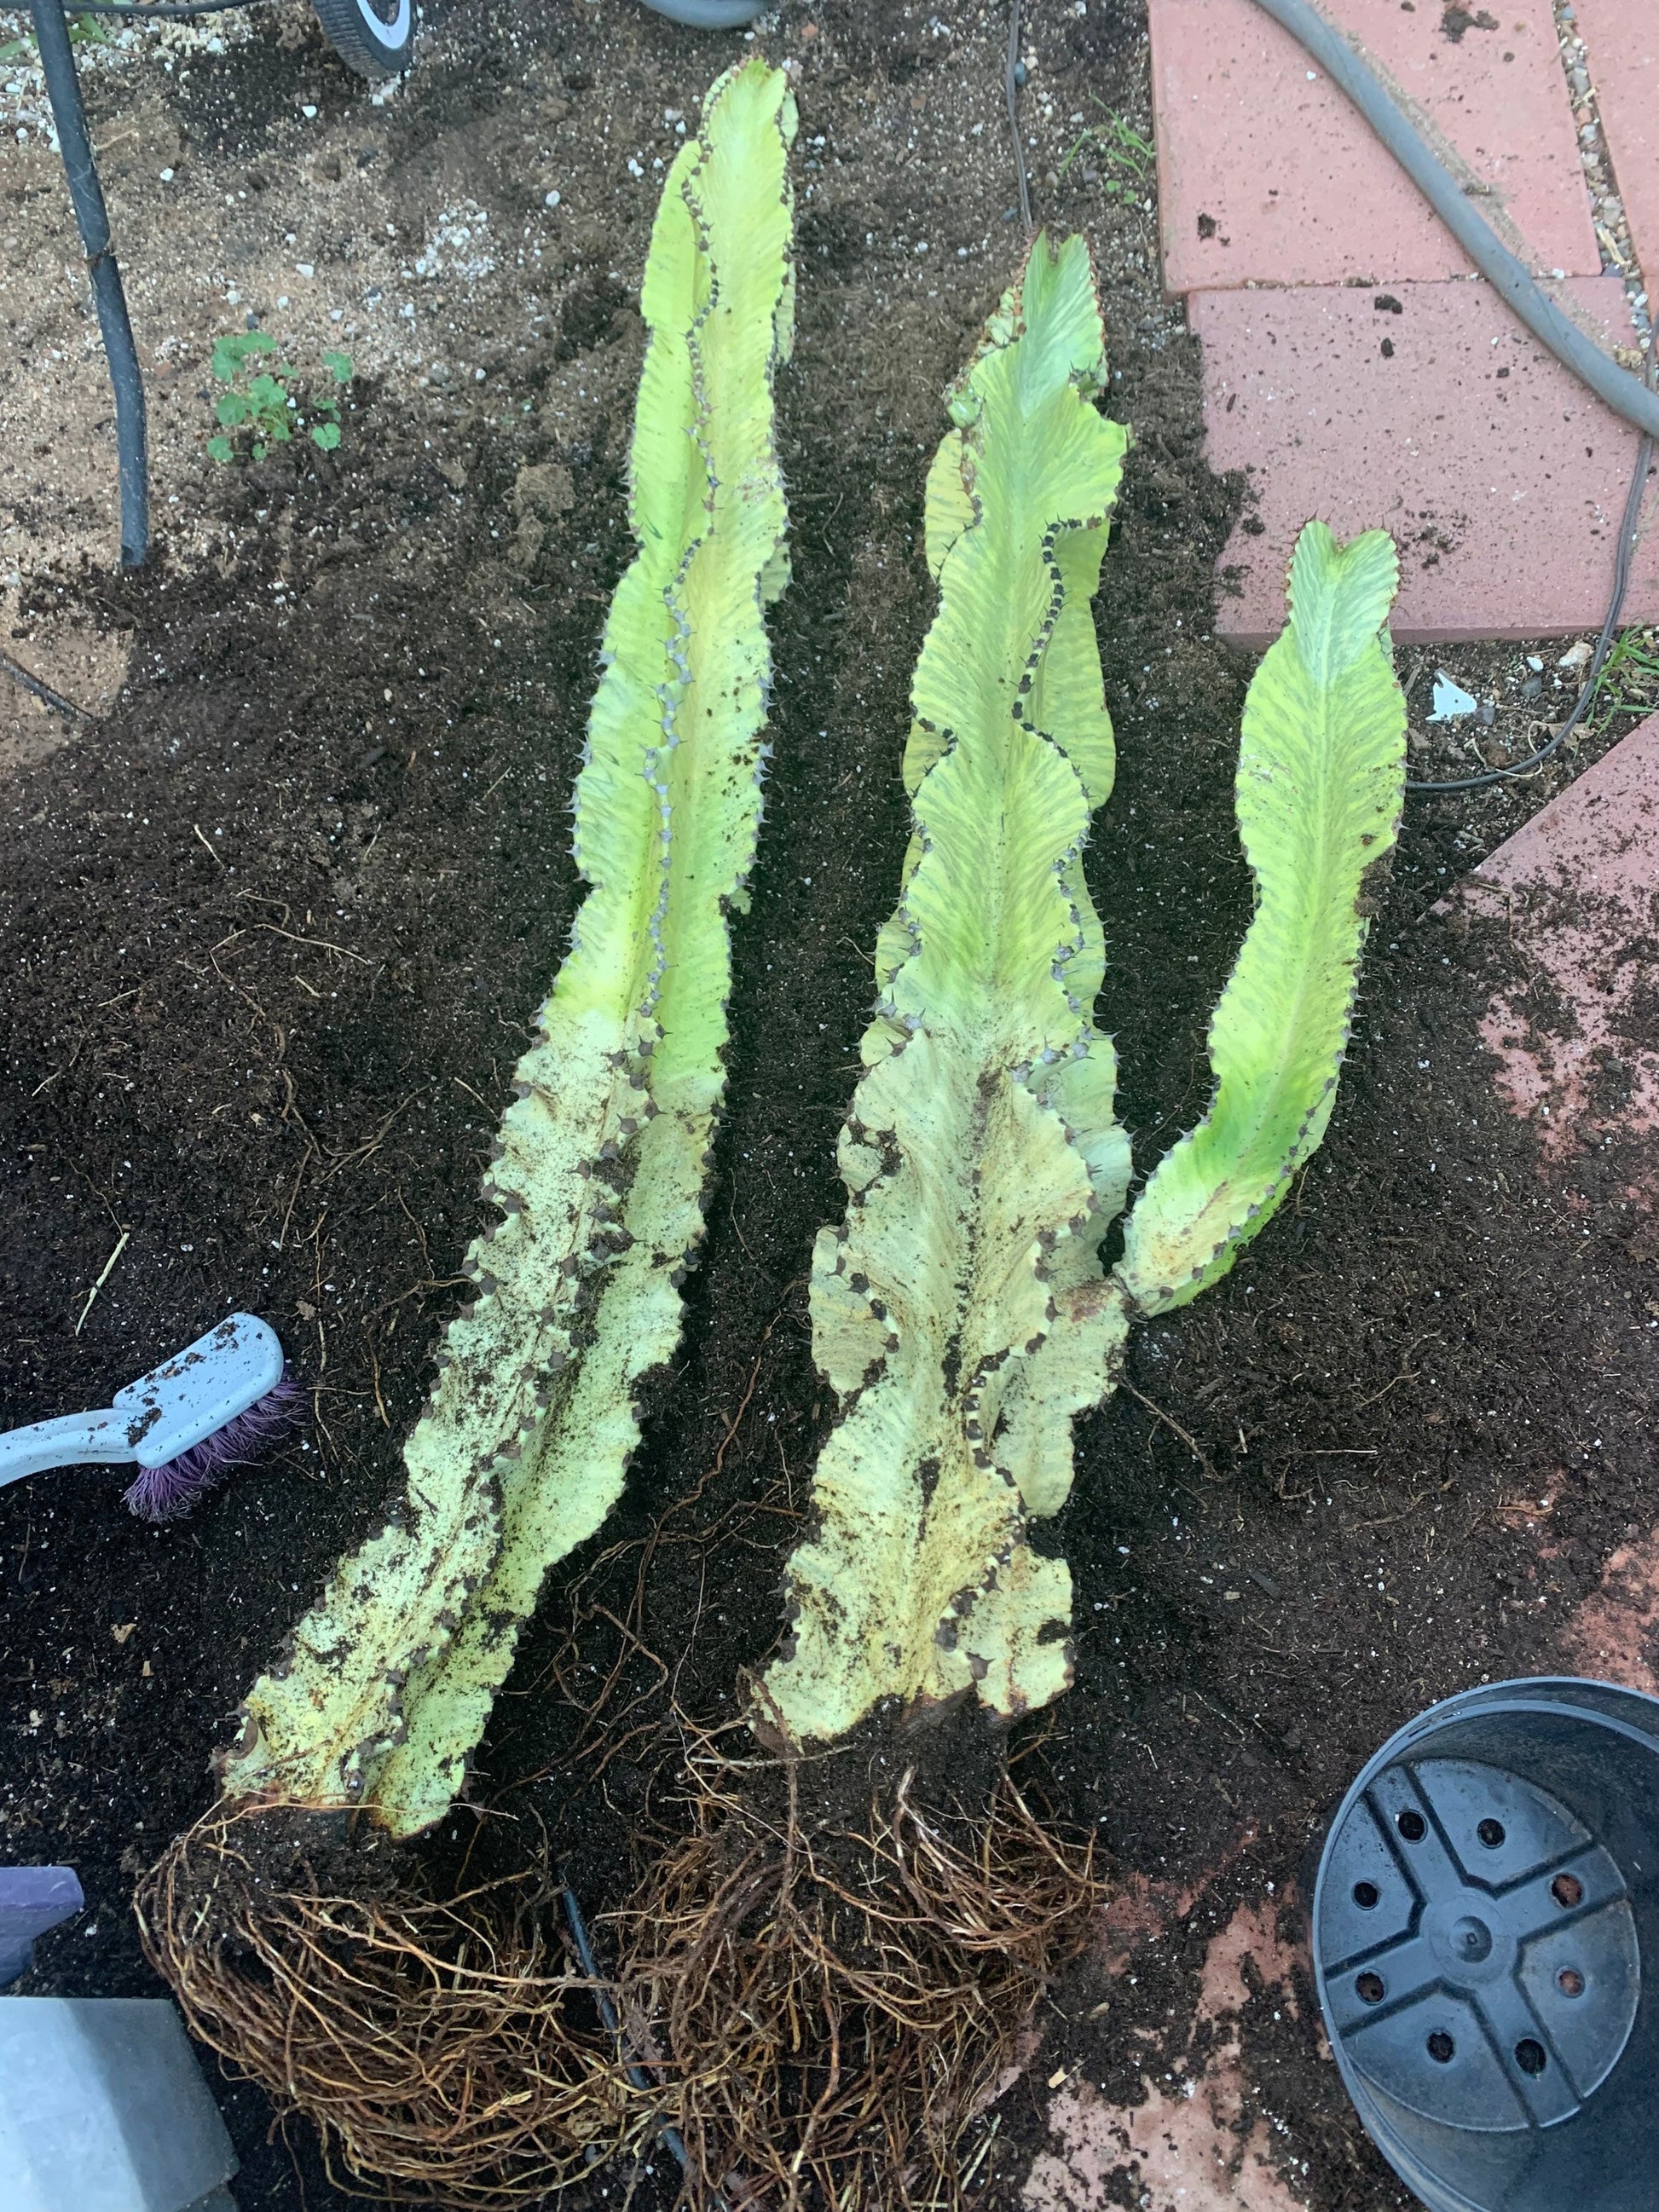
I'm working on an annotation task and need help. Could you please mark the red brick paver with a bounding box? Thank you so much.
[1192,277,1659,645]
[1471,707,1659,908]
[1573,0,1659,292]
[1024,1896,1311,2210]
[1150,0,1599,295]
[1460,712,1659,2022]
[1464,707,1659,1151]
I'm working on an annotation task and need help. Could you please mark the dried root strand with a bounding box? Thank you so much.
[136,1761,1103,2211]
[610,1754,1105,2211]
[135,1802,656,2209]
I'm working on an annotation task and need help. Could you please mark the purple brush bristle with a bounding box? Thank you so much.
[123,1368,304,1524]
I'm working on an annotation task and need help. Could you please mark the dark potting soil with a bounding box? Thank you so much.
[3,3,1657,2209]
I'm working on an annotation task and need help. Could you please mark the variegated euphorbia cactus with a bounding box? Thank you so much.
[221,58,797,1836]
[762,233,1405,1747]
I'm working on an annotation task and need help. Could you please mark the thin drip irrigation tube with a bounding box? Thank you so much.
[45,0,272,16]
[1005,0,1032,235]
[559,1881,723,2203]
[30,0,149,566]
[20,0,271,573]
[0,646,95,723]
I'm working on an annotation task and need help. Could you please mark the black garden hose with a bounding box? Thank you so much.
[1245,0,1659,444]
[1240,0,1657,790]
[31,0,149,567]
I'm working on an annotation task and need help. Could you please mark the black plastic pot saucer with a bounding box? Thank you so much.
[1313,1676,1659,2212]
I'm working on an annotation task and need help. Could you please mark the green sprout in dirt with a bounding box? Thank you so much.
[1058,97,1155,196]
[1590,625,1659,734]
[205,332,353,463]
[0,14,115,59]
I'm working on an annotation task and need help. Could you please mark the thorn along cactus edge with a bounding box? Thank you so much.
[217,57,795,1836]
[136,123,1411,2211]
[759,231,1408,1752]
[607,235,1408,2202]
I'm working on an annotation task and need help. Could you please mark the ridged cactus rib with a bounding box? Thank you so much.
[219,59,796,1834]
[1115,523,1405,1316]
[762,235,1134,1747]
[764,240,1406,1751]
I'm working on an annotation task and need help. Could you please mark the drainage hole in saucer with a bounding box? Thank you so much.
[1515,2039,1547,2076]
[1353,1880,1380,1909]
[1397,1810,1426,1842]
[1558,1967,1586,1998]
[1426,2030,1455,2064]
[1356,1972,1385,2004]
[1553,1872,1585,1909]
[1477,1817,1506,1848]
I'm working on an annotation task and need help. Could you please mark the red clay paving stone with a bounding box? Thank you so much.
[1458,713,1659,1743]
[1025,1883,1313,2209]
[1573,0,1659,291]
[1191,275,1659,645]
[1149,0,1600,295]
[1461,707,1659,1155]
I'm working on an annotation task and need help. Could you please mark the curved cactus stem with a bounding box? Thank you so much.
[763,234,1133,1748]
[219,58,796,1834]
[1116,522,1405,1317]
[764,330,1405,1752]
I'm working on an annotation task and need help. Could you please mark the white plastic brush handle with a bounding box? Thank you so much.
[0,1314,283,1491]
[0,1412,136,1488]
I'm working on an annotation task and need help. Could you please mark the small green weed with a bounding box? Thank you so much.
[1,15,113,60]
[1589,627,1659,733]
[205,332,353,465]
[1058,100,1155,197]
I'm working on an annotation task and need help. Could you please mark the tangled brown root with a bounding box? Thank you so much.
[135,1800,655,2208]
[609,1747,1105,2211]
[136,1752,1103,2210]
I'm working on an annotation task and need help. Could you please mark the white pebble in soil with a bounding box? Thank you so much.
[412,200,496,285]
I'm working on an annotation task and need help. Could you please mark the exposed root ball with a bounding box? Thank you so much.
[136,1802,652,2209]
[611,1759,1104,2210]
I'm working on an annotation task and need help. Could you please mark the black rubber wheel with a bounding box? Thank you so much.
[310,0,412,79]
